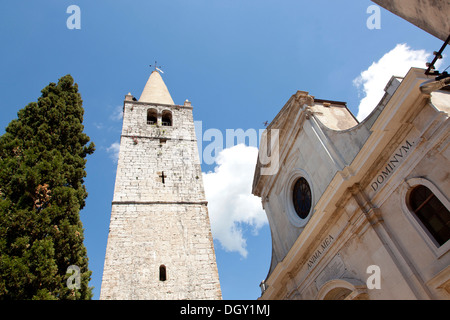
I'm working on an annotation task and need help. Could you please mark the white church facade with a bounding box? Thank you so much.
[252,67,450,299]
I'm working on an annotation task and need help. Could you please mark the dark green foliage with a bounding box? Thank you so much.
[0,75,95,299]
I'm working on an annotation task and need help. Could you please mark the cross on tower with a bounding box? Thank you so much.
[159,171,167,184]
[150,61,162,72]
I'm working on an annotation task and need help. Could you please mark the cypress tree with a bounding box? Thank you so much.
[0,74,95,299]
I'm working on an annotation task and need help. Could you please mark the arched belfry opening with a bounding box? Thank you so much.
[162,110,172,126]
[147,108,157,125]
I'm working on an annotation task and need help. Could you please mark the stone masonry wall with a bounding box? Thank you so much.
[101,203,221,299]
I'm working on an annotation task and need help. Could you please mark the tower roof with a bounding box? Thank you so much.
[138,70,174,105]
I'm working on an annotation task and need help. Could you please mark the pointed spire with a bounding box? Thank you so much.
[138,70,174,105]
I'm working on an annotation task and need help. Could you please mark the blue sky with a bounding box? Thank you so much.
[0,1,446,300]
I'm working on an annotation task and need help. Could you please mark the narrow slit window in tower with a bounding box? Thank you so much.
[159,265,167,281]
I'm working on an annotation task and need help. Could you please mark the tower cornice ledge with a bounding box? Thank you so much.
[121,134,197,142]
[124,100,193,110]
[112,200,208,205]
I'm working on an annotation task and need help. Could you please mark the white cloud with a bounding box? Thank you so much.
[203,144,268,258]
[110,105,123,121]
[106,141,120,163]
[353,43,443,121]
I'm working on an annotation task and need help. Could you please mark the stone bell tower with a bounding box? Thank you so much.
[100,68,222,299]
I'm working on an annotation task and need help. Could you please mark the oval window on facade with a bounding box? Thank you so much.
[292,177,312,219]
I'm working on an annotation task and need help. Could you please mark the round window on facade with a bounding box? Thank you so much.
[292,177,312,219]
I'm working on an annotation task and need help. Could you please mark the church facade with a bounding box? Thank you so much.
[100,70,221,299]
[252,67,450,299]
